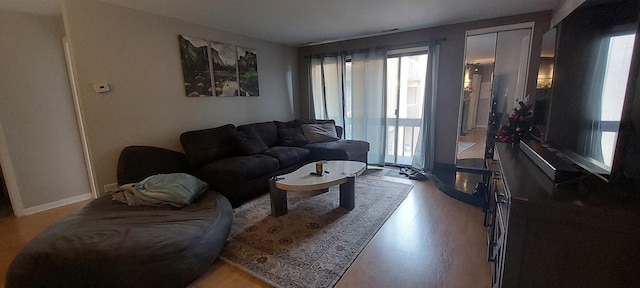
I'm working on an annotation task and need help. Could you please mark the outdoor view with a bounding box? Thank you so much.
[341,52,428,166]
[599,33,636,167]
[385,54,428,165]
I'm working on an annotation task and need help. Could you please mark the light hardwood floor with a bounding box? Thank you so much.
[1,176,490,288]
[458,127,487,160]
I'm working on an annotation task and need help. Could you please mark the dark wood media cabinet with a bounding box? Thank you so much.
[485,143,640,288]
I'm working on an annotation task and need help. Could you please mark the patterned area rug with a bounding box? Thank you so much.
[360,167,405,179]
[219,176,413,288]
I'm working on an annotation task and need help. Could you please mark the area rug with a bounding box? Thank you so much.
[361,167,405,179]
[219,176,413,288]
[458,141,475,153]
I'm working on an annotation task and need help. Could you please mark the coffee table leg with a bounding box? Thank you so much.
[269,179,288,217]
[339,176,355,210]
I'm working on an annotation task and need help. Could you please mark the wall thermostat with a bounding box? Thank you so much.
[93,83,110,93]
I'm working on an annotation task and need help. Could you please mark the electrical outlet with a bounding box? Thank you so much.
[103,183,118,195]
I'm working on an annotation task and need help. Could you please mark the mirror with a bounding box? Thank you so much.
[532,27,556,140]
[457,27,533,169]
[457,33,496,169]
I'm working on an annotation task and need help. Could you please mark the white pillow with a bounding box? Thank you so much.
[301,123,339,143]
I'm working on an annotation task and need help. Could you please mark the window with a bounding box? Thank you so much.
[599,33,636,167]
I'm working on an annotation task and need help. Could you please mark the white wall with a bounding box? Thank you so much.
[0,9,92,215]
[62,0,298,193]
[475,79,493,127]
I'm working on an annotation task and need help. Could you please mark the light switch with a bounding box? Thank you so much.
[94,83,110,93]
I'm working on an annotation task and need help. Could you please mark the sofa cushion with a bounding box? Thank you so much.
[301,119,333,124]
[274,119,303,129]
[197,155,280,184]
[117,146,191,186]
[180,124,238,167]
[238,121,278,147]
[299,119,342,138]
[277,127,308,147]
[301,123,340,143]
[232,127,269,155]
[262,146,311,168]
[274,120,306,146]
[304,140,370,161]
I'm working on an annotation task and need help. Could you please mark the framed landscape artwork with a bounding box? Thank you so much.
[178,35,213,97]
[178,35,260,97]
[237,46,260,96]
[211,41,239,97]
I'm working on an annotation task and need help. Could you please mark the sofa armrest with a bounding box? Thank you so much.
[117,146,191,185]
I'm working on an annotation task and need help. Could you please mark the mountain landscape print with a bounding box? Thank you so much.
[211,42,239,97]
[237,46,260,96]
[178,35,213,97]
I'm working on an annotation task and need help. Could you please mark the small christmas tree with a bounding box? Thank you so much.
[497,101,533,143]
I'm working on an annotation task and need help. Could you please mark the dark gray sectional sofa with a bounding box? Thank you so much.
[180,119,369,207]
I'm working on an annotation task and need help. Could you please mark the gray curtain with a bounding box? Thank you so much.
[579,38,608,163]
[412,41,440,172]
[350,48,387,165]
[309,53,345,127]
[308,48,387,165]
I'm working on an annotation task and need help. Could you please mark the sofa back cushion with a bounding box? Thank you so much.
[275,120,308,146]
[232,127,269,155]
[238,121,278,147]
[117,146,191,186]
[300,119,342,138]
[301,123,340,143]
[277,128,309,146]
[180,124,238,167]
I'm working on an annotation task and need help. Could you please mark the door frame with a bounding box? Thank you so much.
[0,120,25,216]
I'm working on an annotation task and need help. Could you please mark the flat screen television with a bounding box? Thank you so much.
[542,0,639,182]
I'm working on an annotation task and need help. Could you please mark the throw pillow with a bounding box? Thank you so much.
[278,127,309,147]
[274,119,303,129]
[301,123,339,143]
[232,127,269,155]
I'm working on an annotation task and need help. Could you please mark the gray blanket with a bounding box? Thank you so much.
[112,173,208,207]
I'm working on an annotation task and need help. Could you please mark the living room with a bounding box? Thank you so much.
[0,0,573,216]
[3,0,638,287]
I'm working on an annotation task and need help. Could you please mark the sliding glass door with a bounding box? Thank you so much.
[385,52,429,165]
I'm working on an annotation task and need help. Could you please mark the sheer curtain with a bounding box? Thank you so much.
[350,48,387,165]
[309,54,345,127]
[412,41,440,172]
[579,38,608,162]
[309,48,387,165]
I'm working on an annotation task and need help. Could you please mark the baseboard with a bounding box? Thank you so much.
[22,193,93,216]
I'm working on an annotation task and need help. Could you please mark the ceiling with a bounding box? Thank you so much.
[0,0,562,46]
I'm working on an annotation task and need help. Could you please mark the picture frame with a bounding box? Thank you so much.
[178,35,213,97]
[178,35,260,97]
[237,46,260,96]
[211,41,239,97]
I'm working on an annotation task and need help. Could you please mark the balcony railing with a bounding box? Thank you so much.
[385,117,422,165]
[343,117,422,166]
